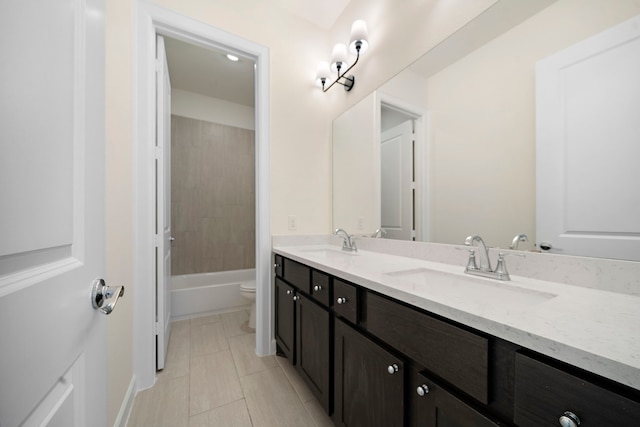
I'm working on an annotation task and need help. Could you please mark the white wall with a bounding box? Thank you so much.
[172,89,255,130]
[105,0,134,425]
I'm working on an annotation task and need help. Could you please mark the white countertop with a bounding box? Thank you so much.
[273,242,640,391]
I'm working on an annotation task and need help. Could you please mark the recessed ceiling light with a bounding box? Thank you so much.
[226,54,239,62]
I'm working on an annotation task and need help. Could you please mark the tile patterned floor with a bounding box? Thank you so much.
[126,309,334,427]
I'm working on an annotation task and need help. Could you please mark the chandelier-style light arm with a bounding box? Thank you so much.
[322,49,360,92]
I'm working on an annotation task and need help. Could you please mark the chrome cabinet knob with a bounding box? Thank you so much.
[336,297,347,304]
[286,289,292,295]
[313,285,322,291]
[387,364,399,374]
[292,295,299,301]
[274,263,280,268]
[559,411,580,427]
[416,384,429,396]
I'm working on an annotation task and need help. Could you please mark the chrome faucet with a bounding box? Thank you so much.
[464,235,510,281]
[371,228,386,238]
[509,233,528,250]
[335,228,357,252]
[464,235,492,272]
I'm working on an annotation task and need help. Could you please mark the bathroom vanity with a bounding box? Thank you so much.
[272,238,640,426]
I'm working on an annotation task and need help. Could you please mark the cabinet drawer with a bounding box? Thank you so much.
[311,270,331,307]
[283,258,310,293]
[333,278,358,324]
[366,292,489,404]
[514,352,640,426]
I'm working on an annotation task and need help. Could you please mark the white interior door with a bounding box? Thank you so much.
[0,0,108,426]
[536,14,640,261]
[381,120,414,240]
[156,35,172,370]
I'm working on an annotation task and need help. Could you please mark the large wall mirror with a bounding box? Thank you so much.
[333,0,640,261]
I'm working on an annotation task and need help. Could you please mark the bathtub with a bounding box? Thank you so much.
[171,269,255,320]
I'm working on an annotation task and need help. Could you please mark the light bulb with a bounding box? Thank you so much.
[349,20,369,54]
[315,61,331,88]
[330,43,349,73]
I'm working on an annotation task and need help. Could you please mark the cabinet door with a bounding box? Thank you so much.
[411,369,500,427]
[275,277,296,363]
[514,353,640,426]
[296,294,331,413]
[334,319,404,427]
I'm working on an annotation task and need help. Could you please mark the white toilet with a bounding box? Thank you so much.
[239,280,256,329]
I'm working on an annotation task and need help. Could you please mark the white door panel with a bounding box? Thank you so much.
[536,15,640,261]
[0,0,107,426]
[156,35,172,370]
[381,120,414,241]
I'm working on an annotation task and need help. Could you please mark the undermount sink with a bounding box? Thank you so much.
[299,248,360,257]
[384,267,557,307]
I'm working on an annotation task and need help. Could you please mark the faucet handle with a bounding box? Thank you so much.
[465,250,478,271]
[494,253,510,280]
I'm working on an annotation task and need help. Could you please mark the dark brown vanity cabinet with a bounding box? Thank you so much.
[334,318,405,427]
[296,292,331,412]
[273,254,640,427]
[274,277,296,362]
[274,257,332,413]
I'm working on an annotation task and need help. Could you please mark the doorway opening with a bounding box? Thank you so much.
[378,95,428,242]
[134,4,272,391]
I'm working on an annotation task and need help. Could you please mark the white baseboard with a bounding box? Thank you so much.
[113,375,136,427]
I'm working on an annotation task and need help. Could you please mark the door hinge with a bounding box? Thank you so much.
[154,322,159,335]
[154,234,161,247]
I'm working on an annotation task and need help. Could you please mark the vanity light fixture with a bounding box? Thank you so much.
[315,19,369,92]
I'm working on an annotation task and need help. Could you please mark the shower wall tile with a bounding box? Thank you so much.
[171,115,255,275]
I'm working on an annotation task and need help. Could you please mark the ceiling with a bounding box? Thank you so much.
[164,37,256,107]
[163,1,352,108]
[275,0,352,30]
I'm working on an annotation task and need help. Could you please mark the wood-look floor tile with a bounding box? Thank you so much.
[304,398,335,427]
[229,333,277,377]
[275,355,315,403]
[241,366,316,427]
[221,309,252,338]
[190,313,221,327]
[157,320,190,379]
[127,375,189,427]
[190,321,228,357]
[190,350,244,416]
[189,399,253,427]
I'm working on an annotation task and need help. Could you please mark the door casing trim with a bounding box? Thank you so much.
[133,1,273,390]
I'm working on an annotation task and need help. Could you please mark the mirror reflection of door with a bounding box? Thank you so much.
[381,107,415,241]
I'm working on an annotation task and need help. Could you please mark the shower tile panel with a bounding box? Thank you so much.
[171,115,255,275]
